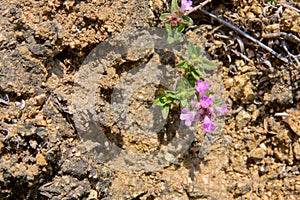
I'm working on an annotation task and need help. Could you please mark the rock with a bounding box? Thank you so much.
[293,142,300,160]
[39,175,91,199]
[235,110,252,129]
[236,182,251,195]
[36,152,47,166]
[283,109,300,137]
[249,147,266,161]
[87,189,98,200]
[61,158,89,178]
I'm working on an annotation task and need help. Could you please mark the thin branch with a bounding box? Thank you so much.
[281,40,300,67]
[0,98,9,105]
[262,32,300,44]
[279,1,300,13]
[185,0,211,16]
[187,8,290,64]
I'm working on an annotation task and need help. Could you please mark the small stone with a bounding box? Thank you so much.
[35,94,46,106]
[29,140,38,149]
[246,12,255,19]
[0,141,4,152]
[87,189,98,200]
[249,147,266,161]
[224,78,234,89]
[251,109,260,121]
[0,33,7,43]
[293,142,300,160]
[36,152,47,166]
[236,182,251,195]
[283,110,300,136]
[242,82,254,103]
[236,110,252,129]
[265,24,280,32]
[251,5,262,15]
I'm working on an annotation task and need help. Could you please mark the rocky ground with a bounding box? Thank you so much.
[0,0,299,199]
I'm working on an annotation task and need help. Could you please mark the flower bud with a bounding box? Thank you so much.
[171,13,178,20]
[171,20,177,28]
[177,18,184,24]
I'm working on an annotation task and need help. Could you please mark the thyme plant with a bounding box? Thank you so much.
[154,0,228,132]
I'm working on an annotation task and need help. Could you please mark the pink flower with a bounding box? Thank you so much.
[181,0,193,12]
[202,116,216,132]
[195,80,210,96]
[200,96,214,108]
[180,108,197,126]
[189,95,201,109]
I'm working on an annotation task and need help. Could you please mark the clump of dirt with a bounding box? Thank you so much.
[0,0,299,199]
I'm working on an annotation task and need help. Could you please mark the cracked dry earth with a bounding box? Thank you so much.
[0,0,300,199]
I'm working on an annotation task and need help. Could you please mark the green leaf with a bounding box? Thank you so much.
[194,68,204,78]
[199,57,218,70]
[174,30,183,42]
[160,13,171,20]
[159,88,166,95]
[182,15,193,25]
[171,0,179,13]
[187,43,202,59]
[184,88,196,97]
[176,79,186,91]
[162,106,170,119]
[176,23,185,33]
[154,97,165,106]
[154,94,174,106]
[177,60,189,70]
[195,46,201,57]
[181,100,189,108]
[166,24,175,44]
[191,70,201,80]
[188,42,195,56]
[163,90,177,99]
[176,88,195,100]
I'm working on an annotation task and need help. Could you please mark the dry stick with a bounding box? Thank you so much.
[185,0,211,16]
[188,8,290,64]
[262,32,300,44]
[279,2,300,13]
[281,40,300,67]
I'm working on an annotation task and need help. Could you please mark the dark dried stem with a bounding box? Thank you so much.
[0,98,9,106]
[279,2,300,13]
[185,0,211,16]
[262,32,300,44]
[187,8,290,64]
[281,40,300,67]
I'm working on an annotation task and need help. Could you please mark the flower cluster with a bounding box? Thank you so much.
[180,80,228,132]
[165,14,184,28]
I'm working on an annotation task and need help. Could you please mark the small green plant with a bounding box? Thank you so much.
[155,0,228,132]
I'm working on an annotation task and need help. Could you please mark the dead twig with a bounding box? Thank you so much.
[235,35,245,53]
[185,0,211,16]
[279,1,300,13]
[231,49,251,62]
[0,98,9,105]
[187,8,290,64]
[281,40,300,67]
[0,94,9,106]
[262,32,300,44]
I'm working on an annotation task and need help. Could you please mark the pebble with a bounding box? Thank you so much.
[235,110,252,129]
